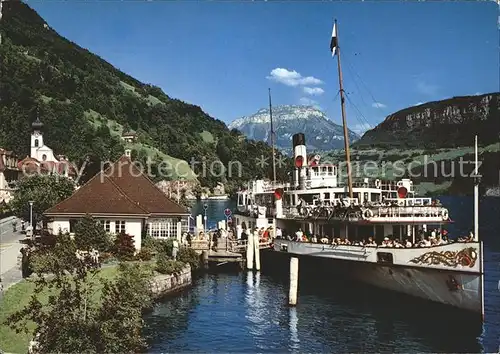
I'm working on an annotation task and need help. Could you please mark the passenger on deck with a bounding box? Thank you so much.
[366,237,377,247]
[320,237,329,244]
[393,239,404,248]
[418,237,431,247]
[295,228,303,241]
[311,235,318,243]
[380,237,390,247]
[276,227,282,239]
[405,239,413,248]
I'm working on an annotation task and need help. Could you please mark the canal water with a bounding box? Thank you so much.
[146,197,500,352]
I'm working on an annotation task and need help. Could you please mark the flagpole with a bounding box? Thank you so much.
[333,19,354,198]
[0,0,3,45]
[474,135,479,242]
[269,88,277,184]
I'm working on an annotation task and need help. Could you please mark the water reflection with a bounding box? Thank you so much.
[288,307,299,352]
[146,271,488,353]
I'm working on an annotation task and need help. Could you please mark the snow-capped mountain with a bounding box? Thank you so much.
[229,105,360,154]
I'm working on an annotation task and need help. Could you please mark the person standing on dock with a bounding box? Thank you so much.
[172,238,179,260]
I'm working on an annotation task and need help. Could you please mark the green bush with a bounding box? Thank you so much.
[136,247,153,261]
[177,247,201,271]
[155,254,185,275]
[113,233,136,261]
[141,236,170,255]
[74,215,113,252]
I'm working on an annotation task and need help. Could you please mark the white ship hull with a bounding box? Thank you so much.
[269,240,484,314]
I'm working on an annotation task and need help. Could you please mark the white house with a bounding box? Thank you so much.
[44,152,191,251]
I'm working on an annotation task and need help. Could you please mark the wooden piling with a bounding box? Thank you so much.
[246,232,254,270]
[289,257,299,306]
[202,250,209,270]
[254,234,261,271]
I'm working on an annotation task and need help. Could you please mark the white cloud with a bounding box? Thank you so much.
[474,92,482,95]
[416,80,438,96]
[266,68,323,87]
[303,87,325,96]
[413,102,424,106]
[299,97,320,108]
[371,102,386,108]
[351,123,373,135]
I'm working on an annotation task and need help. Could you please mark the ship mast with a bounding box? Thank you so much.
[474,135,479,241]
[269,88,277,184]
[331,19,354,198]
[0,0,3,45]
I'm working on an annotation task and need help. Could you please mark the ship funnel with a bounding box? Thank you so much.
[292,133,307,167]
[292,133,307,189]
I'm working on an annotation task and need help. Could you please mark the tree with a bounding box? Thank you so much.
[7,234,153,353]
[10,174,75,224]
[74,214,112,252]
[94,263,154,353]
[113,233,136,261]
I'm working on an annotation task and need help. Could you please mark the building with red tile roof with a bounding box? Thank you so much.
[0,149,20,203]
[26,116,77,178]
[44,152,191,250]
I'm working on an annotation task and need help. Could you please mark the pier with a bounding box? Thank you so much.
[189,236,271,269]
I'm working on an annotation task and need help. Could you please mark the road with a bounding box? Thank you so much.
[0,216,25,292]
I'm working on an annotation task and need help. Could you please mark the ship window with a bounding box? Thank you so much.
[377,252,393,264]
[392,225,401,239]
[34,139,39,147]
[324,192,330,200]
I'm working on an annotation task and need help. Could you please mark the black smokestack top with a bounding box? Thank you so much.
[292,133,306,148]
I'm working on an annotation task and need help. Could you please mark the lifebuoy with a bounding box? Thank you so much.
[441,209,449,221]
[362,209,374,220]
[375,179,381,188]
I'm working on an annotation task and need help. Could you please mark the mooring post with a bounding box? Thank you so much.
[246,231,254,270]
[202,250,209,270]
[289,257,299,306]
[254,230,260,271]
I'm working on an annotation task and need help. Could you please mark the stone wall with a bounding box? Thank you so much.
[149,264,192,298]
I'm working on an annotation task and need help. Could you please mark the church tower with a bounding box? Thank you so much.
[30,116,44,159]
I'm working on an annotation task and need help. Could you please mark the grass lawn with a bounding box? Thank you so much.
[0,266,119,354]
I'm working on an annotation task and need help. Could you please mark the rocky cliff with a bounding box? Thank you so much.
[356,93,500,149]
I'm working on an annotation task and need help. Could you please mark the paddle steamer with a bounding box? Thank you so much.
[232,20,484,317]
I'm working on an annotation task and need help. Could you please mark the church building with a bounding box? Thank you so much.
[18,117,76,177]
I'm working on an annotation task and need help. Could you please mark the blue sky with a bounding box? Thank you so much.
[27,1,499,134]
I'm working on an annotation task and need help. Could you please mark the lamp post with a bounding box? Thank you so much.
[203,203,208,232]
[29,201,33,232]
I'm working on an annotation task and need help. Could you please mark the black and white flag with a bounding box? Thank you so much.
[330,22,337,57]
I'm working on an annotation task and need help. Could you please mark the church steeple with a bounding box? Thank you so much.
[30,111,44,159]
[32,110,43,132]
